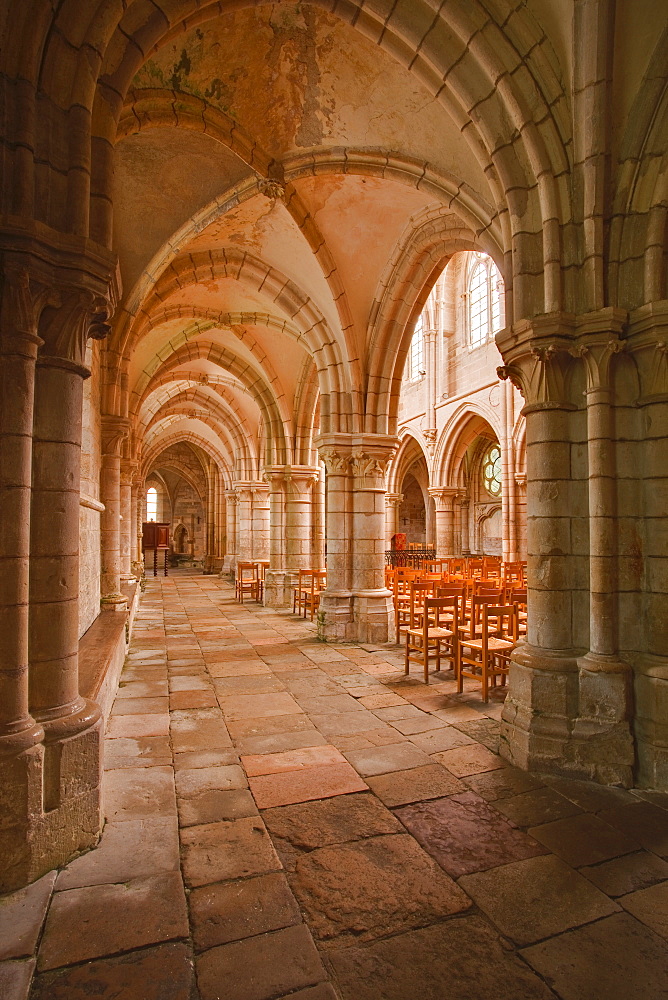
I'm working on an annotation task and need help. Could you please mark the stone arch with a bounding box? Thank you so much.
[434,404,502,488]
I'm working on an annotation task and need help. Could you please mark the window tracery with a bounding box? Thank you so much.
[482,445,502,497]
[467,252,504,348]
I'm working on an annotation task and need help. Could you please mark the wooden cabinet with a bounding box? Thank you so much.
[142,522,170,576]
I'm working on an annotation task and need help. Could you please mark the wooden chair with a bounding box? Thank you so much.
[405,595,460,684]
[458,603,518,701]
[292,569,313,615]
[236,562,260,602]
[392,569,421,644]
[302,570,327,620]
[397,580,432,645]
[255,561,270,601]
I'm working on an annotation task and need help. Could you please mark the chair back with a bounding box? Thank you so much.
[423,595,459,635]
[482,603,519,644]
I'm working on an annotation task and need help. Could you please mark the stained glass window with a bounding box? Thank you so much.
[406,317,425,381]
[482,445,502,497]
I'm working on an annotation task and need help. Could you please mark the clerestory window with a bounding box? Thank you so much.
[468,252,504,348]
[482,444,502,497]
[406,316,425,382]
[146,487,158,521]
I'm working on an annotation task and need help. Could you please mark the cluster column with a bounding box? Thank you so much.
[316,436,354,639]
[119,458,136,582]
[0,268,45,890]
[100,415,130,610]
[385,493,403,548]
[429,488,458,557]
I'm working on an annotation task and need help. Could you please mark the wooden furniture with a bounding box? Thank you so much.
[236,562,260,602]
[458,603,518,701]
[142,522,170,577]
[255,561,270,601]
[302,571,327,620]
[405,595,460,684]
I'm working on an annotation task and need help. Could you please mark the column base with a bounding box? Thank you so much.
[633,654,668,791]
[317,592,355,641]
[101,593,128,612]
[263,570,292,609]
[353,590,394,645]
[0,715,103,892]
[500,644,635,788]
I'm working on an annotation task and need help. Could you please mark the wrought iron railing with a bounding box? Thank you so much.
[385,548,436,568]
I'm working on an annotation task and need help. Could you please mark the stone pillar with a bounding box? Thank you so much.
[385,493,403,548]
[263,469,286,606]
[221,491,237,574]
[501,376,515,562]
[515,474,527,560]
[459,496,471,555]
[574,332,633,783]
[423,327,438,443]
[23,275,116,889]
[316,436,354,639]
[251,483,270,562]
[0,267,45,891]
[234,484,253,565]
[100,415,129,610]
[498,315,633,787]
[312,462,326,573]
[429,488,458,557]
[119,459,135,582]
[350,435,397,643]
[134,477,144,570]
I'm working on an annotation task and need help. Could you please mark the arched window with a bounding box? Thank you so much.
[406,316,425,381]
[468,252,504,348]
[482,445,502,497]
[146,487,158,522]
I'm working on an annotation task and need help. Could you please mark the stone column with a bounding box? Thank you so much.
[316,436,354,639]
[251,483,270,562]
[423,327,438,443]
[25,277,115,887]
[350,435,398,644]
[221,491,237,574]
[100,415,129,610]
[429,488,458,557]
[501,376,515,562]
[0,268,45,890]
[312,462,326,573]
[263,468,286,606]
[498,317,633,787]
[119,458,135,582]
[459,496,471,555]
[385,493,403,548]
[134,477,144,570]
[574,331,633,783]
[514,474,527,560]
[234,484,253,565]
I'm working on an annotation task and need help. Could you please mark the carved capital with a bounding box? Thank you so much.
[428,486,459,511]
[101,415,130,456]
[318,448,351,476]
[385,492,403,508]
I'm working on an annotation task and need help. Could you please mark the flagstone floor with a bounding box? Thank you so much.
[2,570,668,1000]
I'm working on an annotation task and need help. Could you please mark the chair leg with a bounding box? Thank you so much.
[423,639,429,685]
[405,634,410,675]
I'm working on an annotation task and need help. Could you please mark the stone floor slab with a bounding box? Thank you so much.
[180,817,282,887]
[170,717,233,752]
[104,765,176,822]
[462,766,546,801]
[55,817,180,889]
[189,872,301,951]
[310,711,393,737]
[175,764,248,796]
[408,726,476,754]
[0,959,34,1000]
[105,712,171,738]
[38,873,189,970]
[432,743,506,776]
[396,790,547,878]
[459,854,619,945]
[111,696,170,715]
[598,801,668,857]
[195,924,327,1000]
[178,787,259,827]
[0,872,55,960]
[288,833,471,946]
[236,731,329,756]
[103,735,173,769]
[579,850,668,897]
[529,812,641,867]
[262,792,402,870]
[493,786,584,828]
[366,764,465,807]
[619,881,668,940]
[242,745,347,776]
[328,917,555,1000]
[220,692,303,721]
[30,942,195,1000]
[521,912,668,1000]
[342,742,431,777]
[249,762,367,809]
